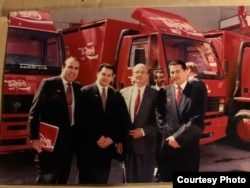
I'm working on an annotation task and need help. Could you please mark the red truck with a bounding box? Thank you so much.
[0,11,65,154]
[63,7,250,149]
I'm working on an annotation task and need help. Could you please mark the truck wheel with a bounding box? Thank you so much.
[227,109,250,150]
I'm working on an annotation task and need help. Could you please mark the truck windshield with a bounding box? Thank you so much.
[5,28,63,75]
[162,35,220,78]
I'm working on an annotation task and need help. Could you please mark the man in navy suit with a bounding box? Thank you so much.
[29,56,83,184]
[155,60,207,182]
[120,63,158,183]
[77,63,131,184]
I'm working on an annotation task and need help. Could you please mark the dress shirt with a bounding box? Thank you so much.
[130,85,146,136]
[62,76,75,126]
[175,81,187,95]
[96,82,108,98]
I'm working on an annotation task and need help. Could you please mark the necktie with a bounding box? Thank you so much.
[176,86,182,105]
[134,89,141,117]
[101,87,107,111]
[66,83,73,124]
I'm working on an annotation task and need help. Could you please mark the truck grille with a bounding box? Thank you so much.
[206,97,220,112]
[2,95,33,114]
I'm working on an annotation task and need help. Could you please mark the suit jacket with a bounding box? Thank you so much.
[156,81,207,148]
[28,75,83,152]
[120,86,158,155]
[78,84,131,164]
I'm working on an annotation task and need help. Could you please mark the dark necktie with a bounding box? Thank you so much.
[176,86,182,105]
[134,89,141,117]
[66,83,73,124]
[101,87,106,111]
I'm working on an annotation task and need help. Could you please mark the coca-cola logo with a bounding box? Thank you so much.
[40,133,54,150]
[149,17,202,37]
[11,11,42,21]
[4,79,31,91]
[77,42,98,61]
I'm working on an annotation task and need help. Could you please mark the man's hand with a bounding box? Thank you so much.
[31,139,42,153]
[129,128,144,139]
[166,136,181,149]
[116,142,123,154]
[97,135,113,148]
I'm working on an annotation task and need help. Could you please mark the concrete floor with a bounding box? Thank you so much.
[0,139,250,185]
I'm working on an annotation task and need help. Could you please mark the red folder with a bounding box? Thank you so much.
[39,122,59,152]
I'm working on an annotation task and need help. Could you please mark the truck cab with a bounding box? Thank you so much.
[0,11,65,153]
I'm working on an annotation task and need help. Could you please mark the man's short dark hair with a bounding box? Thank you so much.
[169,59,187,70]
[63,56,78,66]
[98,63,115,73]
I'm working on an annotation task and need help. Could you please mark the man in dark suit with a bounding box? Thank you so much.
[120,63,158,183]
[186,61,207,91]
[155,60,207,182]
[28,56,83,184]
[150,68,166,182]
[77,63,131,184]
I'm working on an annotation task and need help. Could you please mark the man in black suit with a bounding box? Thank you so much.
[77,63,131,184]
[28,56,83,184]
[120,63,158,183]
[155,60,207,182]
[186,61,207,112]
[151,68,166,182]
[186,61,207,88]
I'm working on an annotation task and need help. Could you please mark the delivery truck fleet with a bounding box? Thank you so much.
[1,7,250,153]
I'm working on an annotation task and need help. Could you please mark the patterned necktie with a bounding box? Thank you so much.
[134,89,141,117]
[101,87,107,111]
[66,83,73,123]
[176,86,182,105]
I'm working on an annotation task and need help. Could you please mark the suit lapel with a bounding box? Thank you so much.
[56,76,67,104]
[106,87,114,111]
[54,76,70,123]
[134,86,149,121]
[166,85,179,119]
[178,83,191,114]
[123,87,133,113]
[91,84,104,112]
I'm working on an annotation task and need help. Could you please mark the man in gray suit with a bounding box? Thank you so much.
[156,60,207,182]
[120,63,158,183]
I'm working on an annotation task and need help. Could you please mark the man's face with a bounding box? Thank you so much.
[154,72,165,87]
[96,67,114,87]
[132,64,149,87]
[169,64,188,86]
[61,59,80,82]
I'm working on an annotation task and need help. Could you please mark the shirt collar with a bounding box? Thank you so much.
[175,81,187,90]
[134,85,146,94]
[96,82,108,93]
[61,75,71,85]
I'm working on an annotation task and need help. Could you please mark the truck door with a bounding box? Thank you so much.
[116,34,160,89]
[239,42,250,98]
